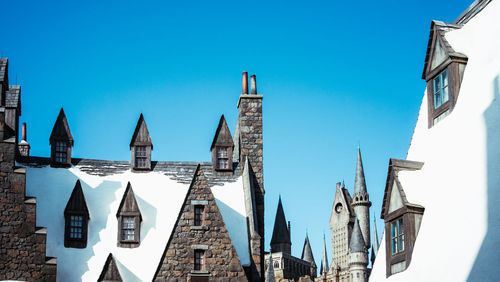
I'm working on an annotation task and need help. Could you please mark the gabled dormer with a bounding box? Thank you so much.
[130,114,152,171]
[422,21,468,127]
[98,253,123,282]
[49,108,73,167]
[380,159,425,277]
[210,115,234,172]
[64,180,90,248]
[116,182,142,248]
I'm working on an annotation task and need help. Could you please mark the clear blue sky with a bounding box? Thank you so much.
[2,0,472,269]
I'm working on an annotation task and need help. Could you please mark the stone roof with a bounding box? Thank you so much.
[19,156,242,186]
[349,217,366,253]
[354,148,367,194]
[270,197,291,246]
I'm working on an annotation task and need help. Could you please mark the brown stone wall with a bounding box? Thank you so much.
[154,167,247,281]
[0,137,56,281]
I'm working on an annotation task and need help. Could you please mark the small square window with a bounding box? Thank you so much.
[135,146,147,168]
[391,218,405,255]
[194,205,205,226]
[194,250,205,270]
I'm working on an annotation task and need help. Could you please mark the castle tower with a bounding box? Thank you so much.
[270,196,291,254]
[351,149,371,248]
[348,217,368,282]
[301,233,317,278]
[329,182,354,271]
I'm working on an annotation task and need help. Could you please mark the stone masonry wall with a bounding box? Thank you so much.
[0,138,56,281]
[154,167,247,281]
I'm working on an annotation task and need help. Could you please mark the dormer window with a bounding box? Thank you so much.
[121,216,137,241]
[116,182,142,248]
[391,218,404,255]
[64,180,89,248]
[50,108,74,167]
[210,115,234,172]
[433,69,448,109]
[130,114,153,171]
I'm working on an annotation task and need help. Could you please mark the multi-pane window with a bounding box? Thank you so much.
[194,250,205,270]
[135,146,147,168]
[69,215,83,239]
[194,205,204,226]
[217,147,229,170]
[55,141,67,163]
[391,218,405,255]
[433,69,449,109]
[121,216,136,241]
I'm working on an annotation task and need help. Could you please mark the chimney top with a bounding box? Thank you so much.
[250,75,257,94]
[22,122,27,141]
[242,72,248,94]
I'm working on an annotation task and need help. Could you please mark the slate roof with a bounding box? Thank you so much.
[354,149,367,194]
[301,234,316,266]
[349,217,366,253]
[98,253,123,282]
[19,156,242,186]
[0,58,7,83]
[130,113,153,149]
[210,114,234,150]
[6,85,20,110]
[49,108,74,145]
[270,197,291,245]
[64,180,90,218]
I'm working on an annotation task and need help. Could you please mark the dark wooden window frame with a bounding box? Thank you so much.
[131,145,151,171]
[64,212,88,248]
[55,141,68,163]
[425,44,467,128]
[51,139,72,167]
[194,205,205,226]
[194,249,205,271]
[117,214,141,247]
[215,146,231,171]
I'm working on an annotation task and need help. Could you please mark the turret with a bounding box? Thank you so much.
[270,196,291,255]
[301,233,317,278]
[351,148,371,248]
[348,217,368,282]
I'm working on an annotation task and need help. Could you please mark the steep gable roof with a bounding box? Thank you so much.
[210,114,234,150]
[422,21,467,80]
[64,180,89,218]
[98,253,123,282]
[129,113,153,149]
[270,196,291,245]
[49,108,73,145]
[116,182,142,219]
[380,159,424,219]
[349,217,366,253]
[301,234,316,266]
[354,149,367,194]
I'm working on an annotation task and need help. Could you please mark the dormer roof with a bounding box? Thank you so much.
[98,253,123,282]
[64,180,89,218]
[270,196,291,246]
[210,114,234,150]
[422,21,467,80]
[116,182,142,219]
[49,108,73,145]
[130,113,152,149]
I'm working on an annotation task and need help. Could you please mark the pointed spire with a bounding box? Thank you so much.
[64,180,89,218]
[301,233,316,266]
[98,253,123,282]
[210,114,234,150]
[270,196,291,254]
[266,252,276,282]
[371,215,380,264]
[49,108,73,145]
[116,182,142,219]
[354,148,367,194]
[349,217,366,253]
[130,113,153,149]
[320,234,329,275]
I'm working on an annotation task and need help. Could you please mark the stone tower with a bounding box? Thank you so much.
[270,196,291,254]
[348,217,368,282]
[351,149,371,248]
[329,182,354,271]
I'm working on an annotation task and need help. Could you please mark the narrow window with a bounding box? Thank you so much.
[135,146,147,168]
[216,147,229,170]
[69,215,83,239]
[433,69,449,109]
[194,205,204,226]
[121,216,136,241]
[391,218,405,254]
[55,141,67,163]
[194,250,205,270]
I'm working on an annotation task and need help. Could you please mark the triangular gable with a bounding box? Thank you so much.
[330,182,354,225]
[380,159,424,219]
[153,165,247,279]
[98,253,123,282]
[49,108,73,145]
[422,21,467,80]
[64,180,89,218]
[270,196,291,245]
[130,113,153,149]
[210,115,234,150]
[116,182,142,219]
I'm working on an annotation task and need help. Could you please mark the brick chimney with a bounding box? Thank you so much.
[19,122,30,157]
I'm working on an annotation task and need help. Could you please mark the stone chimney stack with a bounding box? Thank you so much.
[19,122,30,157]
[242,72,249,94]
[250,74,257,94]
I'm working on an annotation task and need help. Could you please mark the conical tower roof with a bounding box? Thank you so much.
[270,196,291,246]
[354,148,367,194]
[349,217,366,253]
[320,234,329,275]
[301,233,316,266]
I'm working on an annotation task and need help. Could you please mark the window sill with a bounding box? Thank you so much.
[190,226,209,231]
[190,270,210,275]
